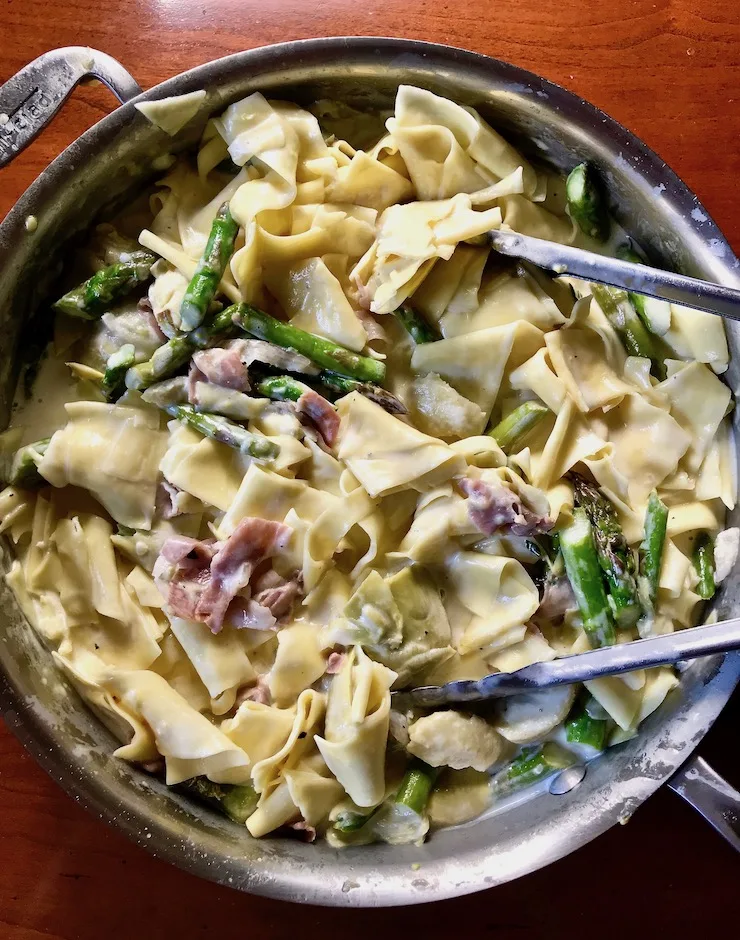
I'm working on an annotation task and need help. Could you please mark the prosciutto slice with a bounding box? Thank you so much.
[197,518,291,630]
[225,596,278,632]
[154,518,291,633]
[153,536,217,621]
[459,477,552,537]
[298,390,340,447]
[237,339,319,375]
[235,676,271,707]
[252,570,302,620]
[156,480,185,520]
[538,575,576,621]
[191,343,251,391]
[325,651,346,675]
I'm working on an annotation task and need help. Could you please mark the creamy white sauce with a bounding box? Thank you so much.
[11,346,86,445]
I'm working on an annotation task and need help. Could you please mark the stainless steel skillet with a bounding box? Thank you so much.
[0,39,738,907]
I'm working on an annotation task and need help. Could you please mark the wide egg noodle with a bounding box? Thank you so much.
[167,616,257,715]
[160,422,251,512]
[665,302,729,374]
[315,646,396,807]
[545,323,634,413]
[264,256,368,351]
[409,245,488,334]
[326,149,414,212]
[444,550,540,655]
[388,84,539,200]
[410,320,544,421]
[247,688,326,837]
[657,361,732,473]
[102,669,252,785]
[38,401,168,530]
[268,623,327,707]
[355,195,503,314]
[404,373,486,441]
[336,392,467,498]
[221,700,296,767]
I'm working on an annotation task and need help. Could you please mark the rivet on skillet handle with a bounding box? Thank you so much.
[0,46,142,169]
[667,754,740,852]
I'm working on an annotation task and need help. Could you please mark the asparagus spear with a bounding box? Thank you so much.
[571,472,641,629]
[565,692,608,750]
[232,305,386,383]
[6,438,51,489]
[693,532,716,600]
[319,371,407,414]
[566,163,610,242]
[491,743,576,799]
[590,283,666,379]
[489,401,549,452]
[395,759,439,815]
[329,761,437,844]
[332,810,373,833]
[163,403,279,460]
[559,508,616,647]
[616,245,672,335]
[394,303,440,344]
[126,303,239,391]
[52,251,156,319]
[101,343,136,401]
[256,372,407,417]
[179,777,258,824]
[179,204,240,332]
[640,490,668,606]
[256,375,312,403]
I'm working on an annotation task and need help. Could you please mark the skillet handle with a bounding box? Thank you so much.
[0,47,142,169]
[667,754,740,851]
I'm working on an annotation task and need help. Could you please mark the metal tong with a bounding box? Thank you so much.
[490,229,740,321]
[397,618,740,708]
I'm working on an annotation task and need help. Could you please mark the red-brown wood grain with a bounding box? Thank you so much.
[0,1,739,935]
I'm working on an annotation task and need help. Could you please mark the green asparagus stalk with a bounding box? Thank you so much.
[616,246,672,336]
[6,438,51,489]
[394,303,440,344]
[693,532,716,600]
[220,785,260,824]
[565,693,608,750]
[571,472,640,629]
[52,251,156,319]
[232,305,386,383]
[559,508,616,647]
[489,401,549,452]
[491,743,576,799]
[319,371,407,414]
[332,810,373,833]
[328,761,437,843]
[179,203,239,332]
[640,490,668,606]
[101,344,136,401]
[179,777,258,824]
[395,759,439,815]
[590,283,665,379]
[256,372,407,417]
[163,403,279,461]
[126,303,240,391]
[566,163,610,242]
[256,375,312,402]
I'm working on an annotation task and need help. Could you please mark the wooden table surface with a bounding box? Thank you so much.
[1,0,739,935]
